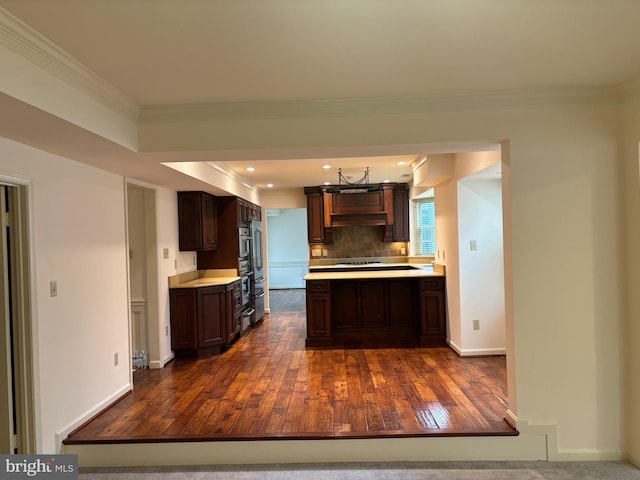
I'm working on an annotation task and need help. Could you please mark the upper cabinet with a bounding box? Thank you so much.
[304,183,409,244]
[392,183,410,242]
[237,197,261,227]
[197,196,262,270]
[178,191,218,251]
[304,186,331,245]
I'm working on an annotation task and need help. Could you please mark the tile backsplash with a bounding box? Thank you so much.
[309,226,408,259]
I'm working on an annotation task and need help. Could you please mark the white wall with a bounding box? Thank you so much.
[434,152,505,356]
[622,89,640,467]
[457,178,505,354]
[266,209,308,289]
[0,137,131,453]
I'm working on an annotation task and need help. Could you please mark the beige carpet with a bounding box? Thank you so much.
[79,461,640,480]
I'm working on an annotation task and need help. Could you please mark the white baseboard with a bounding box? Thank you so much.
[510,414,624,462]
[448,339,506,356]
[157,351,175,368]
[55,383,131,453]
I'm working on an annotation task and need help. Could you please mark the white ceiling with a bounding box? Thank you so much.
[2,0,640,191]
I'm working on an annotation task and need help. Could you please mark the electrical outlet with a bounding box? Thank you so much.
[473,320,480,330]
[50,280,57,297]
[322,249,328,257]
[165,326,169,336]
[114,352,119,366]
[470,240,477,251]
[163,248,169,259]
[401,247,406,255]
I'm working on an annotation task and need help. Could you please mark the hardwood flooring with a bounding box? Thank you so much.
[64,289,514,444]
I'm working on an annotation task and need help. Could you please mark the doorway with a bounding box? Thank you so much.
[0,182,35,454]
[126,184,160,374]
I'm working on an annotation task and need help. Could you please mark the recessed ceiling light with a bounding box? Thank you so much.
[322,165,332,169]
[246,167,255,172]
[323,181,331,185]
[266,183,274,188]
[383,179,391,183]
[396,161,406,166]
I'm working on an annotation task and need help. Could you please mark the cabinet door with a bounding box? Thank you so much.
[305,190,325,244]
[224,285,236,343]
[178,191,218,251]
[201,193,218,250]
[419,277,446,342]
[306,281,331,339]
[392,184,410,242]
[196,287,225,348]
[169,289,197,349]
[178,192,203,251]
[307,293,331,338]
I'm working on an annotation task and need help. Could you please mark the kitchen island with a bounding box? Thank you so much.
[303,263,446,347]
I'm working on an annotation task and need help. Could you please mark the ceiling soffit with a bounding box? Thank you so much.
[1,5,631,141]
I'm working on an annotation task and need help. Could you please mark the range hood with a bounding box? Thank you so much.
[304,182,409,244]
[324,183,392,228]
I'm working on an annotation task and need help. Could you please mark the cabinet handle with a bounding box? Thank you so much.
[257,291,266,298]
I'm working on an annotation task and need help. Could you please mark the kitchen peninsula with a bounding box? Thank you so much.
[304,262,446,347]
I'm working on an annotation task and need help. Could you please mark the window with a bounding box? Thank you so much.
[414,198,435,255]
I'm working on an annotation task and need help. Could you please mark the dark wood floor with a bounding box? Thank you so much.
[64,289,514,444]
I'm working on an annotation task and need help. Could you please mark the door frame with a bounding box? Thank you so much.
[125,181,161,374]
[0,175,36,454]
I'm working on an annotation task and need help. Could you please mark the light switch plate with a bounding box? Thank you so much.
[50,280,57,297]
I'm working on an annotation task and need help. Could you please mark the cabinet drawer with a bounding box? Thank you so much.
[307,280,330,293]
[419,277,445,291]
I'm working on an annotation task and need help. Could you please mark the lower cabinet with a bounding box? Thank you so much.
[305,276,446,347]
[305,280,331,346]
[170,282,240,357]
[418,277,447,346]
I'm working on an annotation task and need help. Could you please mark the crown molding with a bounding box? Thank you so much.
[204,161,259,193]
[0,6,139,121]
[139,86,621,124]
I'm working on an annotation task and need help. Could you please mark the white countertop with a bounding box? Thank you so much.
[168,269,240,289]
[304,263,444,281]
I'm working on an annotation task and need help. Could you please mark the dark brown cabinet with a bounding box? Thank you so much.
[305,280,332,346]
[196,286,226,350]
[168,288,197,350]
[178,191,218,251]
[418,277,447,346]
[392,183,410,242]
[169,281,240,357]
[305,276,444,347]
[304,187,330,245]
[197,196,262,270]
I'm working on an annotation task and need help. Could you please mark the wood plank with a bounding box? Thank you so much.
[64,289,515,444]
